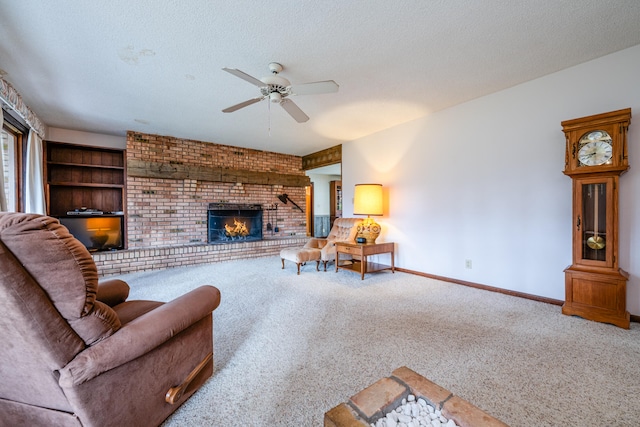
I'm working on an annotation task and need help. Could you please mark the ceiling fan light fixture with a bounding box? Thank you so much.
[269,92,282,103]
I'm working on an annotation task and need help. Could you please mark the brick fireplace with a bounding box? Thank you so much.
[207,203,263,243]
[92,132,310,276]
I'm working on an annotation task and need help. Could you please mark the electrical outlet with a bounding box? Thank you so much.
[465,259,472,269]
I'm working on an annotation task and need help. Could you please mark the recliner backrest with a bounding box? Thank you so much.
[0,213,121,345]
[327,218,362,242]
[0,237,83,412]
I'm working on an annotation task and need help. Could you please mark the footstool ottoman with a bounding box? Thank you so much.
[280,247,321,275]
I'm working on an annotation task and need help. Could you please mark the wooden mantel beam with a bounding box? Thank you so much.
[127,160,311,187]
[302,144,341,170]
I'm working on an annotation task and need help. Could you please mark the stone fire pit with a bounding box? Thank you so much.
[324,367,508,427]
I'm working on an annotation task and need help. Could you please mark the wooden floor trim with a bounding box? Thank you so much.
[396,267,639,323]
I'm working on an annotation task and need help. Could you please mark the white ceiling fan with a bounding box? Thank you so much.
[221,62,339,123]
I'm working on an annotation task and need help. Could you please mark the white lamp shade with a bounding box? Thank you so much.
[353,184,383,216]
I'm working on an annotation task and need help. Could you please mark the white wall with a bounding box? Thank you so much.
[307,173,341,216]
[47,127,126,149]
[343,44,640,315]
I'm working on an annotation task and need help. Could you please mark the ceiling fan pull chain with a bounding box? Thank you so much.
[268,97,272,136]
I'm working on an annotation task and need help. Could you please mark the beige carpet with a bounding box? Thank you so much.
[115,256,640,426]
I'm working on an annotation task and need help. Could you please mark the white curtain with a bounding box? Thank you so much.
[0,107,7,211]
[25,128,46,214]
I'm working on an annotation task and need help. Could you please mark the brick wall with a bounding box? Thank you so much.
[93,132,310,276]
[126,132,308,249]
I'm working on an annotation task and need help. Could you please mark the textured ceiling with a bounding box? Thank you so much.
[1,1,640,156]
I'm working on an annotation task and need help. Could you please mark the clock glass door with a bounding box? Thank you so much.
[575,176,615,268]
[581,182,607,262]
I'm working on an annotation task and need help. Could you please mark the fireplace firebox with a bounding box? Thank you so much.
[207,203,263,243]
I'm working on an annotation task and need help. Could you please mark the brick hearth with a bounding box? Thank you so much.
[93,236,307,276]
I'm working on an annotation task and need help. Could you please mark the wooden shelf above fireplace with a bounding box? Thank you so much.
[127,160,310,187]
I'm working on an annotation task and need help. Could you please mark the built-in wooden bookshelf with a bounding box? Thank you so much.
[45,141,126,217]
[329,180,342,229]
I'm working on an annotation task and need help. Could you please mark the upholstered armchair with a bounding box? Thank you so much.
[0,212,221,427]
[304,217,362,271]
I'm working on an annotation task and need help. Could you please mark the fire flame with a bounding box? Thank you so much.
[224,218,249,237]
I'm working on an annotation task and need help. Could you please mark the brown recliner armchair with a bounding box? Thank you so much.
[0,212,221,427]
[304,218,363,271]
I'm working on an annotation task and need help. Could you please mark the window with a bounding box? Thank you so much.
[1,128,17,210]
[1,107,27,212]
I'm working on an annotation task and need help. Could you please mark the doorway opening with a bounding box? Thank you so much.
[305,163,341,237]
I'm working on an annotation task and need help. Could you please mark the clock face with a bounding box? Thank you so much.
[577,131,613,166]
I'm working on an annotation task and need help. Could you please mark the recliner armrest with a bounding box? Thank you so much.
[58,285,221,387]
[96,279,130,307]
[320,240,337,255]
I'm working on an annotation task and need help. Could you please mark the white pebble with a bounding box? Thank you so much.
[411,404,420,418]
[398,414,413,423]
[370,396,456,427]
[385,413,397,427]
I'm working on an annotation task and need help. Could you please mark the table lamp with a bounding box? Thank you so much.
[353,183,383,243]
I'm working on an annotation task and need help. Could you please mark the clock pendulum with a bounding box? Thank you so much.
[586,185,605,250]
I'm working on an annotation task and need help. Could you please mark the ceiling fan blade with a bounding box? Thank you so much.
[222,68,265,87]
[222,97,264,113]
[289,80,339,96]
[280,99,309,123]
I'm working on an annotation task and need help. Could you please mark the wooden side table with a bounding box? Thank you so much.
[335,242,395,280]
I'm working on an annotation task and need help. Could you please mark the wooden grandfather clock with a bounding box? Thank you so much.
[561,108,631,329]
